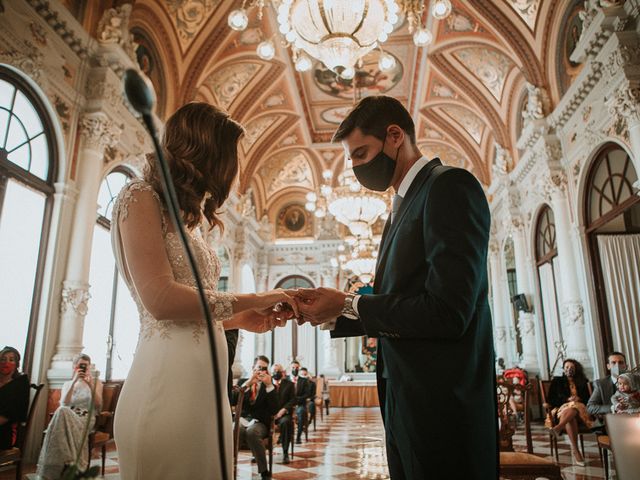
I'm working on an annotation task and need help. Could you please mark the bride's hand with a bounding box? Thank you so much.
[253,289,300,318]
[235,308,296,333]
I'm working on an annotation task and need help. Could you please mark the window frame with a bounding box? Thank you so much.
[0,69,57,374]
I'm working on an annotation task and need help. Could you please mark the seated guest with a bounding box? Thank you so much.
[0,346,30,450]
[235,356,279,479]
[271,364,295,464]
[547,359,592,466]
[289,361,313,444]
[319,374,330,416]
[588,351,627,425]
[300,368,316,420]
[611,373,640,414]
[37,353,103,479]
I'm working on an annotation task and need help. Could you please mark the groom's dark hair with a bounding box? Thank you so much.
[254,355,270,366]
[332,95,416,144]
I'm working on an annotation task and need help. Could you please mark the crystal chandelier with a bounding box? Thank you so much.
[228,0,452,74]
[339,236,380,284]
[306,167,390,238]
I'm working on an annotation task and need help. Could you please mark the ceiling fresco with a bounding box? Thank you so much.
[126,0,576,220]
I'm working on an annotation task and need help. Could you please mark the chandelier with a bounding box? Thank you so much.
[306,167,390,238]
[228,0,452,74]
[338,236,380,284]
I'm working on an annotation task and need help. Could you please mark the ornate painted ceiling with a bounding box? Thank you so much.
[120,0,585,223]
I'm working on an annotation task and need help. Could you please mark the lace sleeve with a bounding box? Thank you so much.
[113,179,167,232]
[203,289,237,324]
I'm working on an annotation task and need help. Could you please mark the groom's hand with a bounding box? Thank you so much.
[294,287,347,325]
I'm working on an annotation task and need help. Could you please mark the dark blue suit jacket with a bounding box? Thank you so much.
[332,159,498,479]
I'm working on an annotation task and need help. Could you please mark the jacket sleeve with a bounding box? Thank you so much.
[357,169,490,340]
[282,384,296,412]
[548,377,567,408]
[330,316,365,339]
[587,381,611,416]
[266,388,279,416]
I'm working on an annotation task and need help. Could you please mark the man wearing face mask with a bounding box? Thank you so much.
[294,95,497,480]
[289,361,313,444]
[271,364,295,464]
[588,352,627,426]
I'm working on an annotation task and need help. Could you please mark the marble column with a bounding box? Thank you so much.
[489,241,508,363]
[511,220,539,370]
[321,331,341,377]
[546,175,590,365]
[48,113,122,385]
[232,330,246,378]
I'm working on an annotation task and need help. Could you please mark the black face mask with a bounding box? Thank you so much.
[291,368,299,377]
[272,371,283,381]
[352,136,398,191]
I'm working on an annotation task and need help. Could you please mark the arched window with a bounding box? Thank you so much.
[0,69,57,372]
[584,144,640,366]
[82,168,139,380]
[535,205,563,374]
[275,275,314,290]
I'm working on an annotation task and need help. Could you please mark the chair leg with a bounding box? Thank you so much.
[269,439,273,473]
[603,449,609,480]
[102,444,107,475]
[16,461,22,480]
[579,435,585,458]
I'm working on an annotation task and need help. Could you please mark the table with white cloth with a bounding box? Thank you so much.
[330,381,380,407]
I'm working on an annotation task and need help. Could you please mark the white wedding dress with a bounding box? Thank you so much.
[111,180,235,479]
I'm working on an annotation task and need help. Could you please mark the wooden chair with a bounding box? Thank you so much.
[497,381,563,480]
[539,378,592,461]
[0,383,44,480]
[88,381,122,475]
[597,434,612,480]
[232,387,274,479]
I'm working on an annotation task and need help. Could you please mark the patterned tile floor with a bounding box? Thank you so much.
[2,407,617,479]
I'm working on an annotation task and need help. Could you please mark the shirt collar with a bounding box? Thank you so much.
[396,156,429,198]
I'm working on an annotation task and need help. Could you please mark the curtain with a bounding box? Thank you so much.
[539,262,563,373]
[598,234,640,368]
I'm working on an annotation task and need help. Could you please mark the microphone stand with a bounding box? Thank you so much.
[123,69,229,480]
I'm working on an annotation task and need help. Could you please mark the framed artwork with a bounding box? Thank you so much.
[276,203,313,238]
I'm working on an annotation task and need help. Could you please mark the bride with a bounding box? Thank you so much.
[111,102,298,479]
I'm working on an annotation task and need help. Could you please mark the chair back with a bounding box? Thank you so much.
[96,382,122,433]
[496,379,532,453]
[232,386,245,469]
[605,413,640,480]
[15,383,44,450]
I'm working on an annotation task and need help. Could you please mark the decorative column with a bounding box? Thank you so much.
[321,330,341,377]
[545,173,590,364]
[48,113,122,385]
[231,331,246,379]
[489,241,508,363]
[511,218,539,370]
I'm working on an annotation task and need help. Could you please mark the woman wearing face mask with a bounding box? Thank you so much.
[0,346,30,450]
[547,359,592,465]
[37,353,103,479]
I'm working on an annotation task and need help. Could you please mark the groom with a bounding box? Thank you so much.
[295,96,498,479]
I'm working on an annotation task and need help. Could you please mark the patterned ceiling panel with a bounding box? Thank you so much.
[201,62,262,111]
[241,115,281,153]
[258,150,315,197]
[439,105,486,145]
[164,0,221,52]
[507,0,540,30]
[452,47,515,102]
[421,143,467,168]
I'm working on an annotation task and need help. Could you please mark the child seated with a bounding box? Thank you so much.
[611,373,640,414]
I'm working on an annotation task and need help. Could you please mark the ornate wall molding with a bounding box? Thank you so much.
[562,301,585,328]
[78,114,123,151]
[606,81,640,125]
[0,39,44,82]
[26,0,90,58]
[60,281,91,317]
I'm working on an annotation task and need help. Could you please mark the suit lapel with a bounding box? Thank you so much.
[374,159,442,283]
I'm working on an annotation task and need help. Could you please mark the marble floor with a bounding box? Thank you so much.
[1,407,616,479]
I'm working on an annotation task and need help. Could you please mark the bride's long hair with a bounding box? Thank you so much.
[144,102,244,231]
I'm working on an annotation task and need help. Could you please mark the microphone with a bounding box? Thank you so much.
[123,69,229,480]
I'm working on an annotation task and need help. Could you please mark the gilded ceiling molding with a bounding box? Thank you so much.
[241,114,300,191]
[178,1,240,104]
[430,53,510,147]
[163,0,222,54]
[465,0,545,86]
[233,62,286,121]
[130,3,180,113]
[423,109,488,184]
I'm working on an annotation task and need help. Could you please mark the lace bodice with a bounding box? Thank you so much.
[61,380,93,411]
[111,179,235,342]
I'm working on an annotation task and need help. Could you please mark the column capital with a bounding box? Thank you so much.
[78,113,123,152]
[60,280,91,317]
[606,81,640,126]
